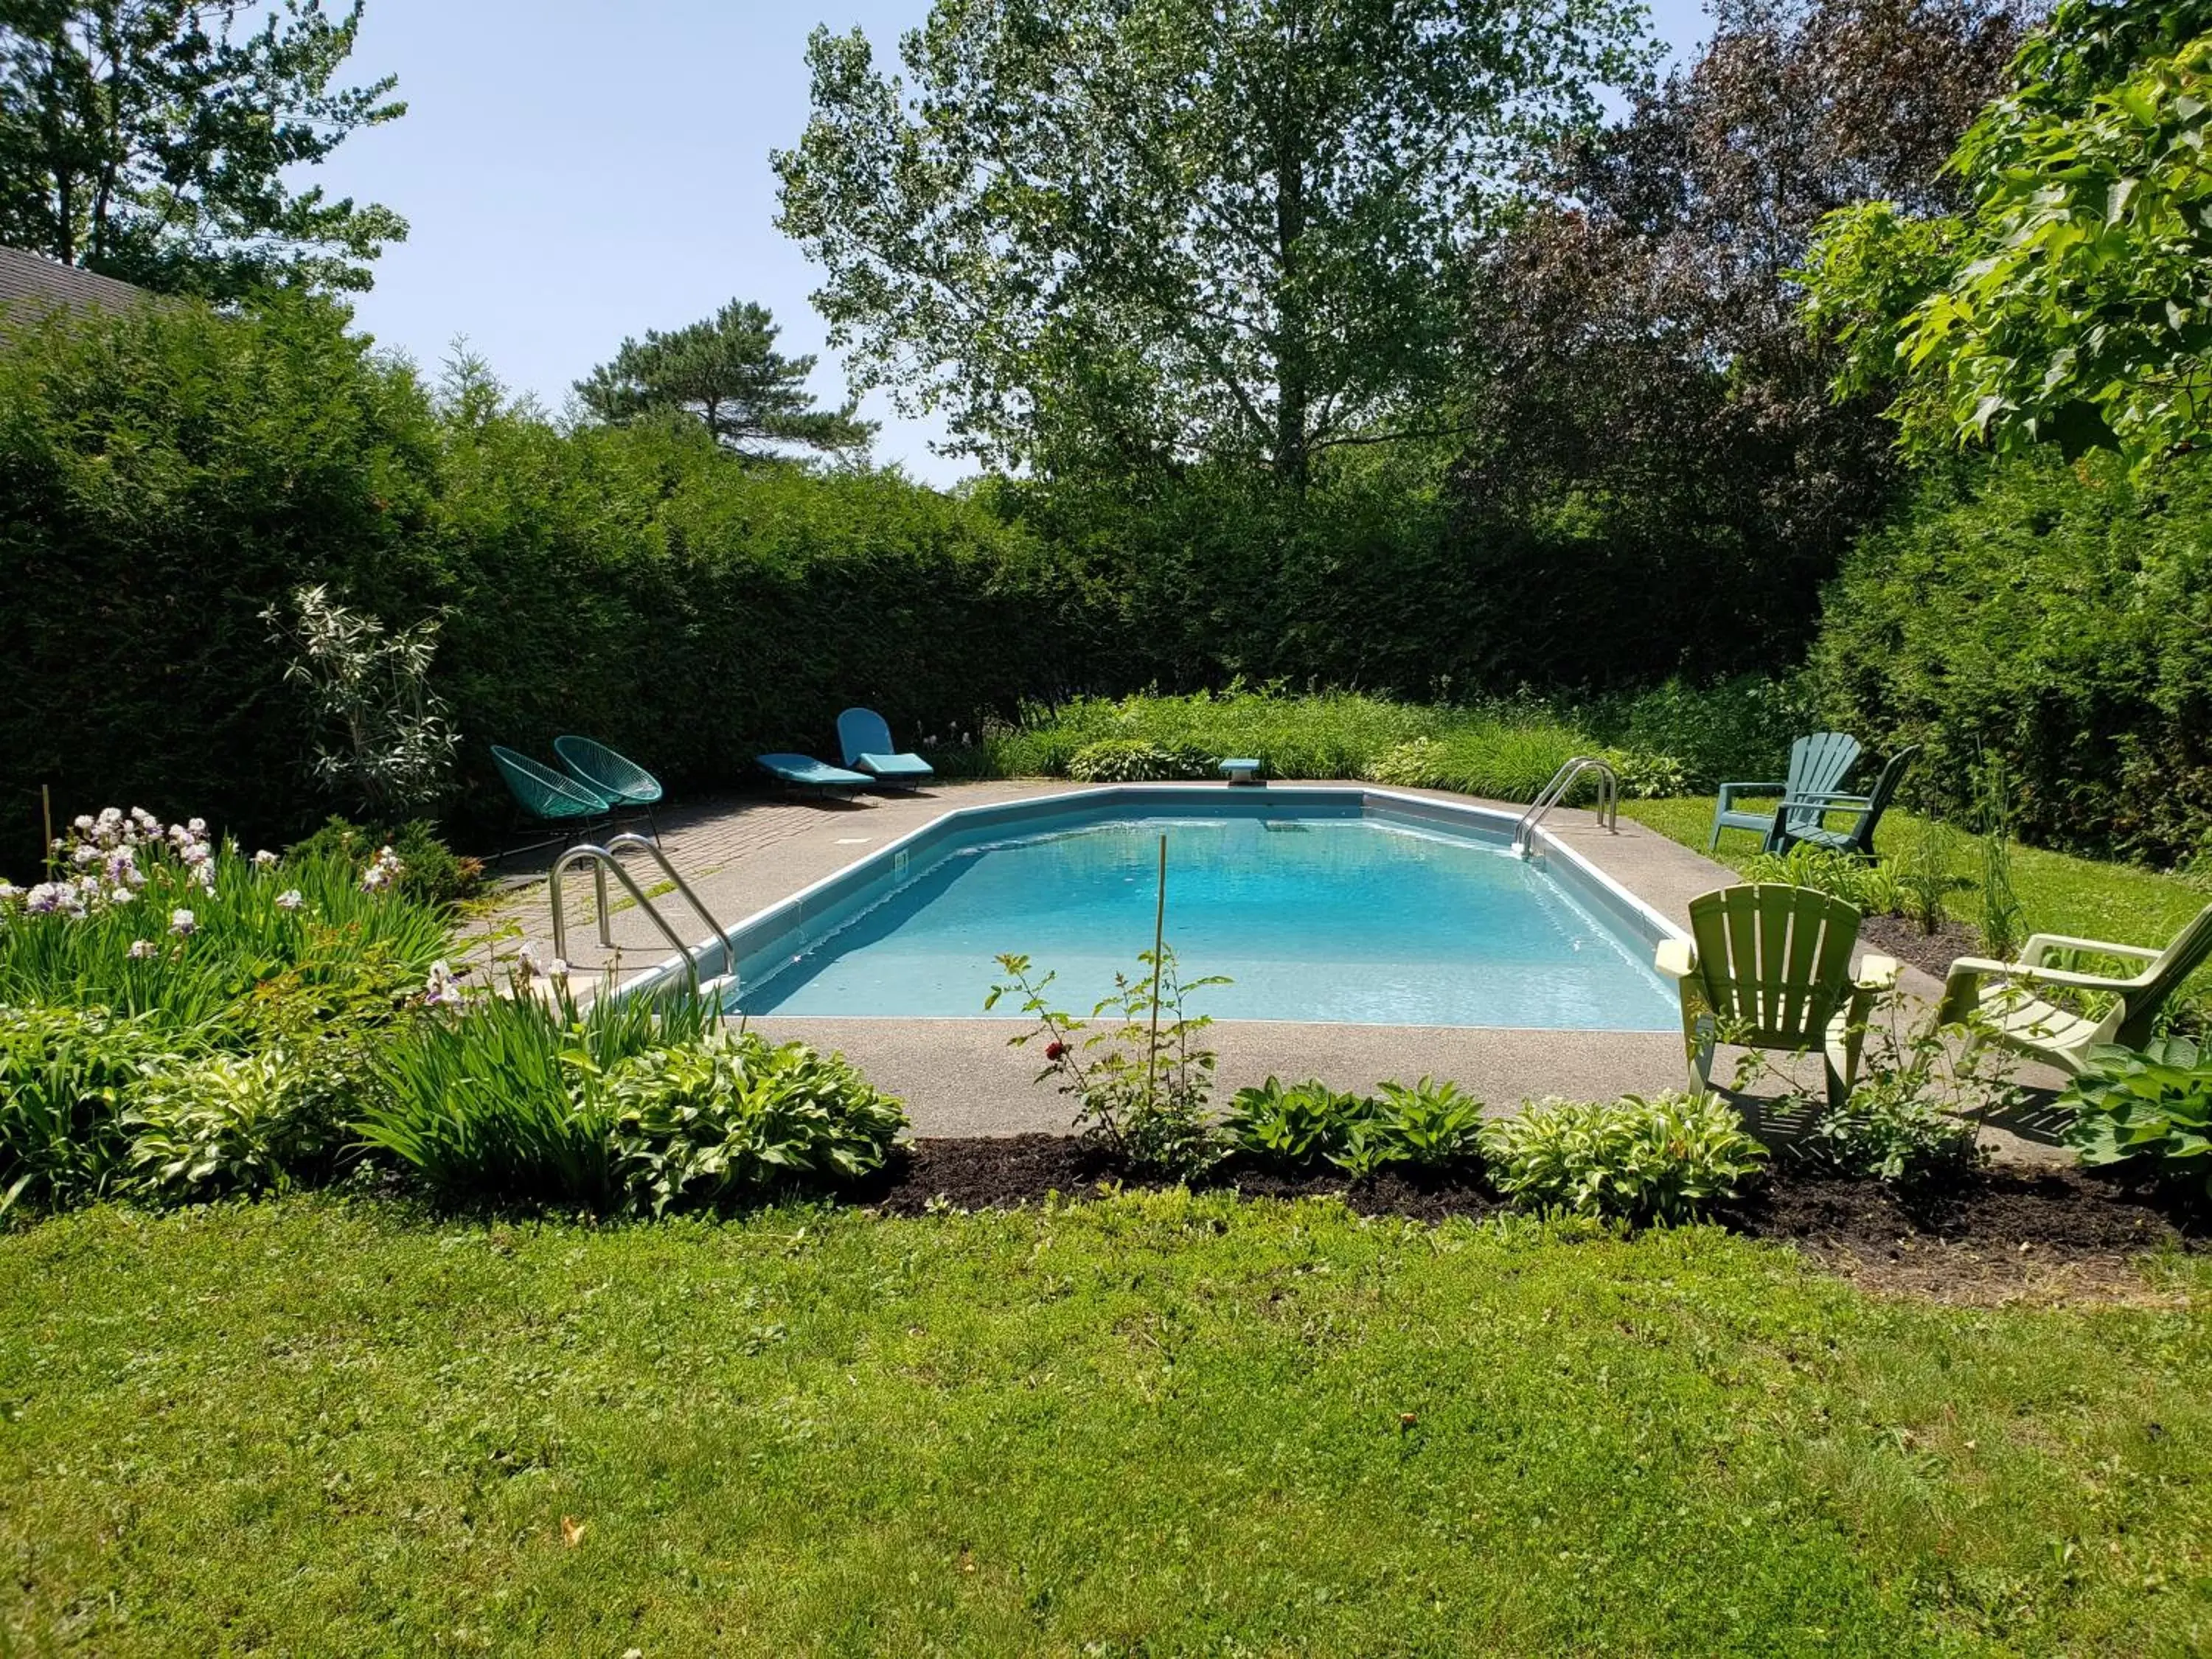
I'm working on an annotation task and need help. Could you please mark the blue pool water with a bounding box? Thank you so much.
[731,812,1676,1029]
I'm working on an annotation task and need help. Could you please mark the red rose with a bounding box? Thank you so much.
[1045,1040,1068,1061]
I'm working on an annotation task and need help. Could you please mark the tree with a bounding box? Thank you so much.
[773,0,1650,485]
[1443,0,2029,678]
[0,0,406,296]
[572,299,875,462]
[1802,0,2212,472]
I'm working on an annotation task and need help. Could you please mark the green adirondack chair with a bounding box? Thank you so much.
[1768,745,1920,861]
[1708,731,1861,852]
[1655,884,1901,1109]
[1935,901,2212,1076]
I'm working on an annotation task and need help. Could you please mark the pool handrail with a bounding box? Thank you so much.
[549,832,732,990]
[1512,757,1620,857]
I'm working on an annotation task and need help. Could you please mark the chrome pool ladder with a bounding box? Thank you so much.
[549,832,733,994]
[1511,757,1621,858]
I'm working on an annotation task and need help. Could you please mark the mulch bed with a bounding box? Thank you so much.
[857,1135,2206,1306]
[1858,913,1983,980]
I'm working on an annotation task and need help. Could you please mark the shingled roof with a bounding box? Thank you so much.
[0,245,155,321]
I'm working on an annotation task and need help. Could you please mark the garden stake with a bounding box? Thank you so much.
[1148,833,1166,1099]
[41,784,52,877]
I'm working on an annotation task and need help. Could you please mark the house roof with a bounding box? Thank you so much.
[0,245,154,319]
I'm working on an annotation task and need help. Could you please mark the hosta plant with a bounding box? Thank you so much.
[2061,1037,2212,1195]
[0,1004,177,1217]
[608,1032,907,1214]
[1370,1077,1487,1172]
[123,1049,311,1203]
[1223,1077,1371,1170]
[1065,739,1214,783]
[1480,1091,1767,1224]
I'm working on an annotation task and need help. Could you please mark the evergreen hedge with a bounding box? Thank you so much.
[1810,451,2212,865]
[0,296,1105,866]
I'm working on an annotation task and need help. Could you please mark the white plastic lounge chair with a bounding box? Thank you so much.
[1936,902,2212,1075]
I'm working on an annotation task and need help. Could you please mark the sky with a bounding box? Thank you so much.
[313,0,1715,488]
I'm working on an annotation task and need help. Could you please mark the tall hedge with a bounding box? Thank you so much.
[0,293,450,864]
[1810,451,2212,864]
[0,296,1107,868]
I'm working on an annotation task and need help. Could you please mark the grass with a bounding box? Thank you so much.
[4,1192,2209,1654]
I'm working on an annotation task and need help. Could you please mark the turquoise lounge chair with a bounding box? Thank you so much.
[1708,732,1861,852]
[836,708,935,789]
[554,735,664,840]
[1769,745,1920,862]
[757,752,872,796]
[490,745,611,856]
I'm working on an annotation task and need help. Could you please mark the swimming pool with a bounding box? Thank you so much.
[682,789,1678,1031]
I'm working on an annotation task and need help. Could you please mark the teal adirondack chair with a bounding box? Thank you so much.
[1936,901,2212,1076]
[1768,745,1920,861]
[1708,732,1861,852]
[1655,884,1900,1109]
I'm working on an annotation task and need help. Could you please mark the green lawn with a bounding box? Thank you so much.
[4,1194,2208,1655]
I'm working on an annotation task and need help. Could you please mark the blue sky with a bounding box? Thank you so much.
[314,0,1714,487]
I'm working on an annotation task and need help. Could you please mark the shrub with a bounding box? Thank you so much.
[608,1033,907,1215]
[361,986,717,1206]
[0,296,1103,866]
[1577,675,1815,795]
[0,293,450,866]
[1742,844,1904,917]
[1811,450,2212,865]
[1478,1092,1767,1223]
[1223,1077,1371,1170]
[990,689,1433,784]
[122,1049,313,1203]
[2061,1037,2212,1197]
[263,583,459,818]
[1790,1092,1986,1188]
[286,815,484,906]
[1065,739,1214,783]
[990,945,1225,1180]
[0,1004,176,1217]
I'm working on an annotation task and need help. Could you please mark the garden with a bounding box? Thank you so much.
[7,0,2212,1649]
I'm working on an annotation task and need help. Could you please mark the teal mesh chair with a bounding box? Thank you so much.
[490,745,611,857]
[554,735,664,841]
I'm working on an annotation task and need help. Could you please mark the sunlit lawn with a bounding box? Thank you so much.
[4,1192,2208,1655]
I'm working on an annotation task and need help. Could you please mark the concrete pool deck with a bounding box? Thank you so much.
[484,780,2066,1161]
